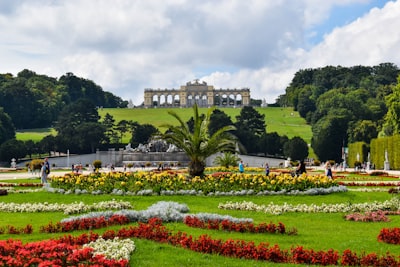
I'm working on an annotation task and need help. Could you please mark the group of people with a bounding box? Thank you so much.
[238,159,333,179]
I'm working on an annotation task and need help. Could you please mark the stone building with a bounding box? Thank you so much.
[144,79,250,107]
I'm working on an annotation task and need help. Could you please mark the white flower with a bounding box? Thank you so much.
[83,236,136,260]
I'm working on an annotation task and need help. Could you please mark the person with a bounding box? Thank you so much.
[295,160,306,176]
[40,162,47,184]
[44,158,50,175]
[238,160,244,173]
[325,161,333,179]
[265,162,270,176]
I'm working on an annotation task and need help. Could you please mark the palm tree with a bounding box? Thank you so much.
[161,104,237,177]
[213,152,240,168]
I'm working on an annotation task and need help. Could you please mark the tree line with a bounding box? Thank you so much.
[0,69,127,129]
[0,98,308,163]
[277,62,400,162]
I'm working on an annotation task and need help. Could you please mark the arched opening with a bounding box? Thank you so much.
[152,95,159,106]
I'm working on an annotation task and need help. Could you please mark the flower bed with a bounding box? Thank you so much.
[0,234,134,266]
[4,217,395,266]
[49,171,339,195]
[184,215,287,234]
[219,197,400,214]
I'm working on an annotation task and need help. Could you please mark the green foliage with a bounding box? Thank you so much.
[348,142,368,167]
[0,139,26,161]
[92,160,102,169]
[234,106,266,154]
[29,159,44,171]
[131,124,159,148]
[0,70,125,130]
[213,152,240,168]
[162,104,237,177]
[283,136,308,161]
[371,135,400,170]
[311,115,348,162]
[282,63,400,162]
[55,99,106,153]
[381,76,400,136]
[0,107,15,144]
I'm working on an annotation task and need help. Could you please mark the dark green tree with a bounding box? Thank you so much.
[115,120,132,143]
[0,107,15,145]
[235,106,266,154]
[283,136,309,161]
[0,139,26,161]
[209,109,233,135]
[259,132,285,157]
[102,113,117,143]
[38,135,57,156]
[131,123,159,148]
[55,99,104,153]
[24,140,37,159]
[235,106,266,136]
[348,120,378,144]
[311,115,348,162]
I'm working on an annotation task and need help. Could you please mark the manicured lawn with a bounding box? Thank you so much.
[16,106,315,158]
[1,171,400,266]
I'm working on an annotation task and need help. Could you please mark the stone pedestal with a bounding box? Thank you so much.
[384,161,390,171]
[366,162,370,171]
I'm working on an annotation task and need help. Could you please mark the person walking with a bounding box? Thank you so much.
[265,162,270,176]
[325,161,333,179]
[40,162,47,184]
[239,160,244,173]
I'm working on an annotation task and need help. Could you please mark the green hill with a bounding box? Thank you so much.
[17,106,314,157]
[98,106,312,144]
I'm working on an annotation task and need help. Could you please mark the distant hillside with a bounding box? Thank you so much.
[98,106,312,144]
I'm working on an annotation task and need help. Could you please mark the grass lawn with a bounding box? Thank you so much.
[1,170,400,266]
[16,106,315,158]
[97,107,311,142]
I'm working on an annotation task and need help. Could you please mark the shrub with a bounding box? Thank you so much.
[213,152,240,168]
[29,159,43,172]
[92,160,102,169]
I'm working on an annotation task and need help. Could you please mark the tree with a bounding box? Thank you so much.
[24,140,37,159]
[102,113,118,143]
[0,107,15,145]
[235,106,266,154]
[55,99,105,153]
[0,139,26,161]
[311,115,348,162]
[213,152,240,168]
[380,76,400,136]
[162,104,237,177]
[209,109,233,135]
[348,120,378,144]
[38,135,57,156]
[283,136,309,161]
[131,123,159,148]
[115,120,132,143]
[235,106,266,137]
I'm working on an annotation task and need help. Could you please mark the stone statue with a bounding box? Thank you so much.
[125,143,134,152]
[166,144,180,152]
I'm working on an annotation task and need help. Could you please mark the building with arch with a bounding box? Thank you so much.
[144,79,250,107]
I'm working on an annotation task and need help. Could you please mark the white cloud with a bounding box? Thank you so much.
[0,0,398,105]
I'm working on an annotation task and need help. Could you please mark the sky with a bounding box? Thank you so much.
[0,0,398,105]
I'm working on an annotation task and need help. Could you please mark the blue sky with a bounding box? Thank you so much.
[0,0,399,105]
[308,1,390,45]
